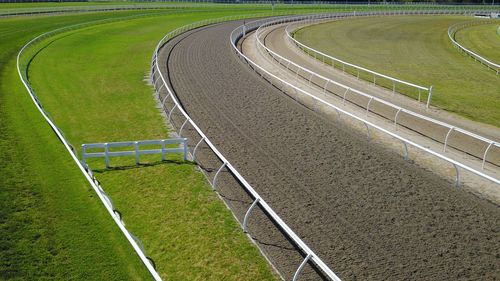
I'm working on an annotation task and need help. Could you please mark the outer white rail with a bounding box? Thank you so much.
[0,4,188,17]
[253,13,500,170]
[448,19,500,74]
[231,15,500,187]
[152,13,343,281]
[16,14,169,281]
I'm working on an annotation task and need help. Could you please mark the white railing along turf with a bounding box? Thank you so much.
[447,19,500,74]
[285,12,433,106]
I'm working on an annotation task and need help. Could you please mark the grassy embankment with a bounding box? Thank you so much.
[454,21,500,63]
[294,16,500,127]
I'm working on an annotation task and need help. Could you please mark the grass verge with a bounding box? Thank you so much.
[294,15,500,127]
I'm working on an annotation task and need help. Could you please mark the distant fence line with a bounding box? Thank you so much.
[0,4,197,17]
[2,1,500,17]
[2,0,500,5]
[448,19,500,74]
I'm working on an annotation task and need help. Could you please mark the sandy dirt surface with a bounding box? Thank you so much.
[156,20,500,280]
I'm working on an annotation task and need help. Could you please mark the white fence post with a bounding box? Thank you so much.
[212,162,227,188]
[135,141,140,164]
[482,142,495,169]
[243,198,260,233]
[82,144,87,165]
[104,143,110,168]
[183,138,188,161]
[161,139,166,161]
[426,85,433,108]
[293,254,312,281]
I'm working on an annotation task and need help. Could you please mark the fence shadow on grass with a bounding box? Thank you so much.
[92,159,195,174]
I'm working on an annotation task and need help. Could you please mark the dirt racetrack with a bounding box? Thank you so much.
[156,19,500,280]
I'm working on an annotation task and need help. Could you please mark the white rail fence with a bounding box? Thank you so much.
[231,14,500,188]
[448,19,500,74]
[152,13,344,281]
[81,139,188,168]
[14,12,204,281]
[0,5,188,17]
[253,12,500,170]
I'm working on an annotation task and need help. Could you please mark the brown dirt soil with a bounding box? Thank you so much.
[155,20,500,281]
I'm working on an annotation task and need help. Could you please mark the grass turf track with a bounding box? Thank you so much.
[454,21,500,63]
[0,10,166,280]
[293,15,500,127]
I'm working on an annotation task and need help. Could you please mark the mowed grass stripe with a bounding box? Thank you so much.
[294,15,500,127]
[0,11,173,280]
[454,21,500,64]
[27,11,283,280]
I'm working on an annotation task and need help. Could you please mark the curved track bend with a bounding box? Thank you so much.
[259,22,500,169]
[157,20,500,281]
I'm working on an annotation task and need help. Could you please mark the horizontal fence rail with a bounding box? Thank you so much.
[252,11,500,170]
[0,5,189,17]
[82,138,188,168]
[152,12,343,281]
[448,19,500,74]
[230,14,500,188]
